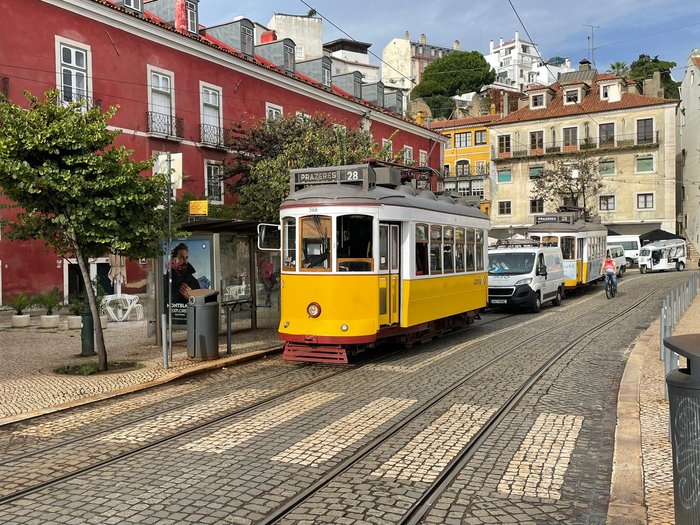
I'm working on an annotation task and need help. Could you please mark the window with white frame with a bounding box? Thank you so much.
[206,162,224,204]
[599,195,615,211]
[637,118,654,144]
[531,94,545,108]
[529,164,544,179]
[497,168,511,183]
[266,102,283,120]
[530,130,544,151]
[635,154,654,173]
[601,84,610,100]
[403,146,413,165]
[530,198,544,214]
[185,1,198,33]
[58,42,89,104]
[322,64,331,87]
[241,26,253,56]
[295,46,305,60]
[564,89,579,104]
[498,201,512,215]
[283,44,295,72]
[419,150,427,167]
[149,68,174,134]
[454,132,471,148]
[498,135,511,154]
[563,126,578,147]
[201,85,222,145]
[295,111,311,123]
[456,160,470,177]
[474,160,487,175]
[123,0,142,12]
[381,138,392,160]
[637,193,654,209]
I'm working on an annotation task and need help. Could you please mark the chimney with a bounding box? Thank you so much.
[514,31,519,42]
[579,58,591,71]
[174,0,188,33]
[260,30,277,43]
[453,40,460,51]
[405,31,410,40]
[420,33,427,45]
[499,38,504,47]
[503,92,509,116]
[489,40,494,53]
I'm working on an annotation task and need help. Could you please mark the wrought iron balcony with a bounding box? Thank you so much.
[59,91,102,109]
[492,131,660,161]
[147,111,184,139]
[199,123,232,149]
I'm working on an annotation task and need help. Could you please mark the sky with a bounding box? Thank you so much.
[198,0,700,80]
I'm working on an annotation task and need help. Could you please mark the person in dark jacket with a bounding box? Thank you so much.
[168,243,200,304]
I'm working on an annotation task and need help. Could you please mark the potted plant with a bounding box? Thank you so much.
[66,297,83,330]
[35,287,63,329]
[9,292,32,328]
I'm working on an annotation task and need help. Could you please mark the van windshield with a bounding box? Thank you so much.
[488,252,535,275]
[640,249,650,257]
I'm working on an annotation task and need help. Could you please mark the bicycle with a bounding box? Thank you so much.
[604,272,617,299]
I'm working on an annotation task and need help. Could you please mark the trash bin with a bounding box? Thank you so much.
[187,290,220,360]
[664,334,700,524]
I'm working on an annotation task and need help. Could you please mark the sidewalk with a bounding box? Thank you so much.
[0,313,282,426]
[609,288,700,524]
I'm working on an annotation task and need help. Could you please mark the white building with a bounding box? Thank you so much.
[381,32,460,95]
[266,13,323,61]
[677,49,700,246]
[484,32,573,91]
[324,39,379,84]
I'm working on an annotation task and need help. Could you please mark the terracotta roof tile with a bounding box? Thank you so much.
[430,115,502,130]
[492,73,677,126]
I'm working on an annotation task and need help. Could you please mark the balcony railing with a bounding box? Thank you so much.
[493,131,660,160]
[147,111,184,139]
[59,91,102,110]
[200,123,232,149]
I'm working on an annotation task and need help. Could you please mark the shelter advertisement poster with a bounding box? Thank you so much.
[162,236,214,326]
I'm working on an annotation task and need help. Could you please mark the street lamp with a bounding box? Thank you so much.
[508,225,515,238]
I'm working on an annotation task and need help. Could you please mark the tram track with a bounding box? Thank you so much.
[255,282,667,524]
[0,279,669,519]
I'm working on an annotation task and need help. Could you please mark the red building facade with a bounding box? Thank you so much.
[0,0,444,302]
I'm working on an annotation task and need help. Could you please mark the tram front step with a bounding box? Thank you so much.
[283,343,348,364]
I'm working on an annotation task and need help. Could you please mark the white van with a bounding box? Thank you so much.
[606,244,627,278]
[638,239,687,273]
[607,234,641,268]
[487,241,566,313]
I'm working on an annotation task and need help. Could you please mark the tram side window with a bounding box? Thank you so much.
[443,227,454,273]
[301,215,332,271]
[455,228,465,272]
[337,214,373,271]
[283,217,297,270]
[415,224,429,275]
[430,225,443,274]
[561,236,575,259]
[476,230,484,271]
[543,236,558,247]
[466,228,475,271]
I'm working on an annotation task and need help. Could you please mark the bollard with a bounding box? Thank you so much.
[660,298,668,361]
[80,302,96,357]
[665,334,700,524]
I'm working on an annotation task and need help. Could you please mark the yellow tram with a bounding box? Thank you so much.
[527,212,607,290]
[261,163,490,364]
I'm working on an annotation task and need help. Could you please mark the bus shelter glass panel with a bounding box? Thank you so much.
[300,216,331,271]
[337,214,373,271]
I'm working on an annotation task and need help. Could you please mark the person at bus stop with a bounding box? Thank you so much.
[260,259,277,307]
[168,243,200,304]
[600,251,618,292]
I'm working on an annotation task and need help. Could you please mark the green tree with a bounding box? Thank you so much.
[607,61,630,77]
[629,54,679,99]
[228,113,377,221]
[420,51,495,96]
[530,155,604,219]
[0,91,169,371]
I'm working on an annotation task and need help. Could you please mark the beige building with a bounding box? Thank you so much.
[678,50,700,247]
[488,61,678,238]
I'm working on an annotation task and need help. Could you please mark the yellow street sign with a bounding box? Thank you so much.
[189,200,209,216]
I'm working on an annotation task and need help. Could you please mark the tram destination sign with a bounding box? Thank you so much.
[294,165,368,185]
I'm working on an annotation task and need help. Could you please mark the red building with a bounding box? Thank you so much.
[0,0,444,303]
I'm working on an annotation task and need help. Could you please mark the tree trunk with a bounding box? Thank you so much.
[73,243,108,371]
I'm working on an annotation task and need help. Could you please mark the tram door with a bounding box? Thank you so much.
[378,223,400,326]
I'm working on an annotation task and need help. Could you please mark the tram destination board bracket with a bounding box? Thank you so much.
[290,163,402,192]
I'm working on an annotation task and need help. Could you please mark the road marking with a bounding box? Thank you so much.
[498,412,584,500]
[371,403,495,483]
[272,397,417,466]
[98,388,277,443]
[179,391,341,454]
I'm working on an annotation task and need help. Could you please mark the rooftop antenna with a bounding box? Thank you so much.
[583,24,599,67]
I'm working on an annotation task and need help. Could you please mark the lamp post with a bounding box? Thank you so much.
[508,225,515,239]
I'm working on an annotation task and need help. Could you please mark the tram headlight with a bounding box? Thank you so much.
[307,302,321,318]
[515,278,532,286]
[341,324,349,332]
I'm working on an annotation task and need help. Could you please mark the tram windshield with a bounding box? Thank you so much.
[488,252,536,275]
[300,215,332,271]
[337,214,373,272]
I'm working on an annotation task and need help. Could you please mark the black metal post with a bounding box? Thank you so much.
[80,302,96,356]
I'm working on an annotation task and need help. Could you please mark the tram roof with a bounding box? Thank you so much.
[282,182,488,220]
[528,220,608,234]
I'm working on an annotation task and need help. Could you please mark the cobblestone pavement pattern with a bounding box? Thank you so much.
[0,269,694,524]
